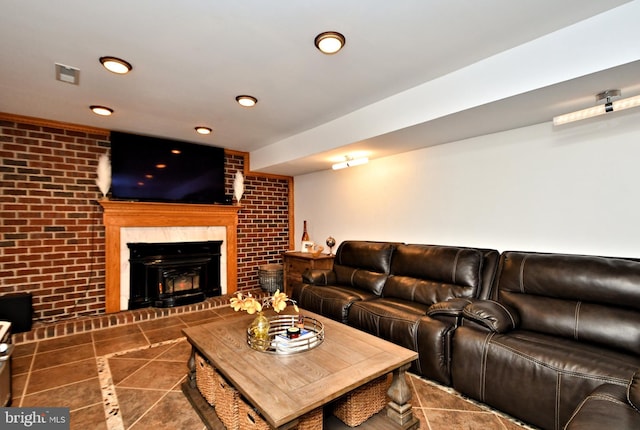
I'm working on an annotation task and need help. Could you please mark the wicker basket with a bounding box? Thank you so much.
[296,407,323,430]
[214,371,240,430]
[238,399,270,430]
[258,264,283,293]
[238,401,323,430]
[195,352,217,406]
[333,375,390,427]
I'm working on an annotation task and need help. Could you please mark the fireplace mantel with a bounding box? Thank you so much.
[100,200,240,313]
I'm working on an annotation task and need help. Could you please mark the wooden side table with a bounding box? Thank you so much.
[282,251,334,296]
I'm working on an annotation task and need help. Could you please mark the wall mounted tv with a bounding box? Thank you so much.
[110,131,227,204]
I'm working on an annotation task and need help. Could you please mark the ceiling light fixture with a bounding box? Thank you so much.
[235,95,258,107]
[332,156,369,170]
[99,56,132,74]
[315,31,346,55]
[553,89,640,126]
[195,126,212,135]
[90,105,114,116]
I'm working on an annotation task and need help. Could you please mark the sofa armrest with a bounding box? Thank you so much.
[427,298,475,325]
[630,369,640,412]
[461,300,520,333]
[301,268,335,285]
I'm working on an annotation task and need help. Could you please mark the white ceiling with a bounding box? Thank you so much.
[1,0,639,176]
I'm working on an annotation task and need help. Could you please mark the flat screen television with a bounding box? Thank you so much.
[109,131,227,204]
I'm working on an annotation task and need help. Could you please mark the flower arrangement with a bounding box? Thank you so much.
[230,289,299,315]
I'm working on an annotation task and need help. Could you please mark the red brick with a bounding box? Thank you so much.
[1,118,291,323]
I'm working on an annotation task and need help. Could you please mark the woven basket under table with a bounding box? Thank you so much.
[238,401,323,430]
[333,374,390,427]
[214,370,241,430]
[296,407,323,430]
[195,352,217,406]
[238,398,270,430]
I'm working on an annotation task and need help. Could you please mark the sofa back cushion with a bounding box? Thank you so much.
[496,251,640,355]
[383,244,490,306]
[332,241,397,295]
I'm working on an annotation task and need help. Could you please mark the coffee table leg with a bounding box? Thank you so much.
[187,345,197,389]
[385,364,419,430]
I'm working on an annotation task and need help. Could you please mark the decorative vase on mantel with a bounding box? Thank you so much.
[249,312,270,351]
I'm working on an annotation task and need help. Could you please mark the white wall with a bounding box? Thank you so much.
[294,110,640,258]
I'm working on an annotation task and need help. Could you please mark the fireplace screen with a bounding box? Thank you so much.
[128,241,222,309]
[163,269,200,294]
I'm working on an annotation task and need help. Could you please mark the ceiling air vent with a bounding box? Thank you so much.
[55,63,80,85]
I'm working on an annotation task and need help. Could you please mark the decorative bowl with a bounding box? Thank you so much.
[310,245,324,257]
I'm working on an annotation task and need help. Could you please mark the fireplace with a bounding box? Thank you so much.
[128,241,222,309]
[99,200,240,313]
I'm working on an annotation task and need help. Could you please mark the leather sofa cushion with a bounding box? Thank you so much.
[298,285,378,323]
[348,298,455,382]
[334,241,395,273]
[565,383,640,429]
[497,252,640,310]
[383,245,483,305]
[451,326,640,430]
[347,298,427,351]
[501,291,640,355]
[333,265,388,296]
[495,252,640,355]
[332,241,397,295]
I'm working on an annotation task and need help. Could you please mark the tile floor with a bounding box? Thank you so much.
[10,306,537,430]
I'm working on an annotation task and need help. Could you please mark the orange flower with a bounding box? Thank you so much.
[230,289,297,314]
[243,297,262,314]
[271,289,288,312]
[229,293,244,311]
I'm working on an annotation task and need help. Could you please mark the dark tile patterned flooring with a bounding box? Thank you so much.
[10,306,536,430]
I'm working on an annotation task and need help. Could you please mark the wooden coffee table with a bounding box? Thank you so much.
[182,310,419,430]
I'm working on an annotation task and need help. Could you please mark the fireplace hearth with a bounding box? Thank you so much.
[128,241,222,309]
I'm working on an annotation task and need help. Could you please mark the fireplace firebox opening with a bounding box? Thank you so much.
[128,241,222,309]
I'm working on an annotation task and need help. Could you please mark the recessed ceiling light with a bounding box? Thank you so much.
[235,95,258,107]
[90,105,114,116]
[195,126,212,135]
[99,56,132,74]
[314,31,346,54]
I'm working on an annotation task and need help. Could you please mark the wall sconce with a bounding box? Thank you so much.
[553,89,640,126]
[332,156,369,170]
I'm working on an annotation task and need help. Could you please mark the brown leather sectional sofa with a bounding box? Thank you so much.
[291,241,640,430]
[293,241,500,384]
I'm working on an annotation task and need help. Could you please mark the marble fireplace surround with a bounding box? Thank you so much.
[100,200,240,313]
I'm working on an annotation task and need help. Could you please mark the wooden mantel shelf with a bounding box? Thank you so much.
[99,200,240,313]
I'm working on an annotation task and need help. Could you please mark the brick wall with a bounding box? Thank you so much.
[225,152,292,291]
[0,115,292,324]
